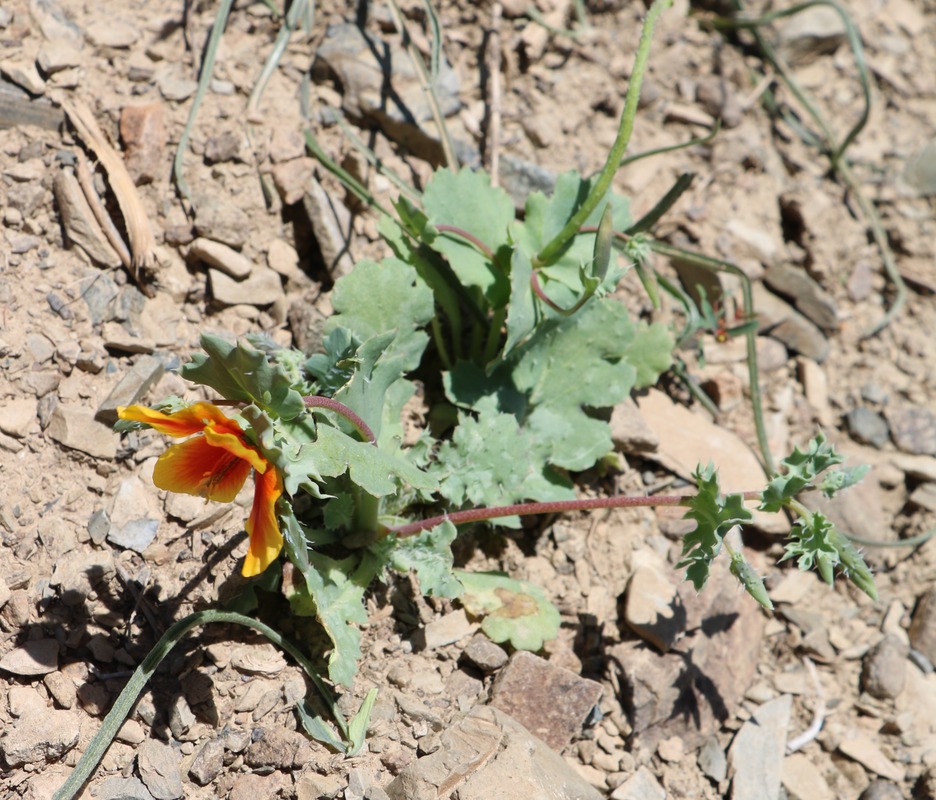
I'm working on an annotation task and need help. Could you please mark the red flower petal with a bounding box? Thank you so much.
[153,436,251,502]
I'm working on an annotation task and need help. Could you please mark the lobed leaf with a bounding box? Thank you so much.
[456,570,561,652]
[760,431,844,512]
[388,521,463,598]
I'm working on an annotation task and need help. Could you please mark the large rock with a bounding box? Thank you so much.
[385,705,603,800]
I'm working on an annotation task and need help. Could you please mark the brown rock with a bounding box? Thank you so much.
[610,397,659,453]
[769,314,830,363]
[188,237,254,279]
[623,556,685,653]
[885,405,936,456]
[229,772,288,800]
[189,736,225,785]
[910,588,936,665]
[728,695,792,800]
[0,639,59,676]
[120,103,165,185]
[489,650,602,751]
[271,156,315,205]
[302,176,354,278]
[462,635,509,673]
[47,405,118,460]
[138,739,183,800]
[209,268,284,307]
[245,726,310,769]
[0,709,80,767]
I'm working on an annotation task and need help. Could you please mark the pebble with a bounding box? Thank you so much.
[0,59,46,94]
[22,369,61,398]
[53,170,123,267]
[245,726,311,769]
[37,40,82,73]
[489,650,603,751]
[8,686,47,718]
[51,550,115,606]
[204,130,242,164]
[116,719,146,745]
[727,695,791,800]
[120,103,165,186]
[86,20,139,47]
[229,772,288,800]
[267,239,303,281]
[910,483,936,512]
[193,194,251,249]
[296,771,343,800]
[782,752,835,800]
[609,767,666,800]
[44,671,77,709]
[230,643,287,675]
[764,263,839,331]
[610,397,659,453]
[858,780,906,800]
[0,708,81,766]
[0,639,59,676]
[623,556,683,653]
[846,408,890,448]
[302,177,355,277]
[462,634,509,673]
[861,635,909,699]
[209,267,284,306]
[157,71,198,102]
[138,739,184,800]
[271,157,315,205]
[698,735,727,783]
[769,313,830,363]
[776,4,847,65]
[885,405,936,456]
[909,588,936,664]
[168,694,195,739]
[107,476,161,553]
[188,237,253,279]
[189,736,225,785]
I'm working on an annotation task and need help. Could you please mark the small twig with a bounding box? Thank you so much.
[486,1,503,186]
[786,657,826,753]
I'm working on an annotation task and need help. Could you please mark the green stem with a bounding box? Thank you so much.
[54,611,345,800]
[533,0,671,268]
[483,305,507,363]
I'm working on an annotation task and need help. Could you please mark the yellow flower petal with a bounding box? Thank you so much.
[202,425,268,474]
[242,467,284,577]
[118,402,237,438]
[153,436,251,502]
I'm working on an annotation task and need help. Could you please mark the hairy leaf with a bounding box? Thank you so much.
[456,570,561,651]
[388,521,463,598]
[182,333,305,420]
[728,550,772,610]
[678,464,754,591]
[760,432,844,512]
[819,464,871,498]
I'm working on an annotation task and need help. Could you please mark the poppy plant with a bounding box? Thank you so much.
[118,402,283,577]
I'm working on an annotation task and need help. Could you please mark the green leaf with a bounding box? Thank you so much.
[327,258,435,342]
[283,552,379,687]
[503,245,537,356]
[677,464,754,591]
[182,334,305,420]
[728,550,773,610]
[305,328,358,396]
[422,168,514,305]
[429,411,574,509]
[456,570,561,651]
[296,700,347,753]
[389,521,464,598]
[760,432,844,512]
[819,464,871,498]
[347,688,379,757]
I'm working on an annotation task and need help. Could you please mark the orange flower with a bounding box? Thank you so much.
[118,402,283,577]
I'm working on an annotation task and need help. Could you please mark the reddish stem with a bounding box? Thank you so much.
[304,396,376,445]
[389,490,763,537]
[435,225,495,260]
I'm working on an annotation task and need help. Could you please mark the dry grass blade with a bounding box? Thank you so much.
[61,99,156,279]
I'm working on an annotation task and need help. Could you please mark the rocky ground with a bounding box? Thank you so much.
[1,0,936,798]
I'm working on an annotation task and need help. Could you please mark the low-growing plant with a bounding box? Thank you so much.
[55,1,879,796]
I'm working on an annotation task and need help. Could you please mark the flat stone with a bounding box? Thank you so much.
[51,550,115,606]
[37,40,82,74]
[47,405,118,460]
[386,705,602,800]
[96,355,165,424]
[419,609,477,650]
[698,735,728,783]
[0,397,36,437]
[0,639,59,676]
[8,688,47,717]
[0,708,80,766]
[797,357,832,425]
[636,388,786,534]
[106,475,161,553]
[782,752,835,800]
[489,650,602,751]
[86,20,139,47]
[302,176,354,278]
[910,588,936,665]
[623,555,684,653]
[462,635,509,673]
[885,405,936,456]
[910,483,936,512]
[230,643,288,675]
[138,739,183,800]
[205,130,242,164]
[209,267,284,306]
[838,734,904,783]
[270,127,306,163]
[116,719,146,745]
[609,766,666,800]
[93,777,155,800]
[861,635,909,699]
[189,237,253,279]
[271,156,315,205]
[267,239,304,281]
[44,671,77,709]
[769,313,829,363]
[193,194,251,249]
[229,772,289,800]
[728,694,791,800]
[120,103,165,186]
[846,408,890,448]
[245,726,311,769]
[296,771,343,800]
[859,780,907,800]
[157,71,197,102]
[610,397,659,453]
[777,4,847,65]
[0,59,46,94]
[764,264,839,331]
[891,453,936,482]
